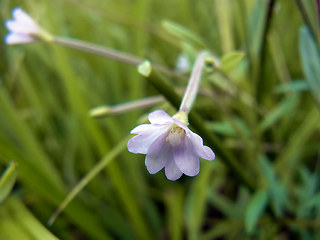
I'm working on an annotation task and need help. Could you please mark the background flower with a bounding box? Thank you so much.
[5,7,41,44]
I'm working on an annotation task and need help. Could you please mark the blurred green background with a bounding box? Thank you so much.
[1,0,320,239]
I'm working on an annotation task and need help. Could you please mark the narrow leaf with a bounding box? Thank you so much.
[2,197,59,240]
[245,189,268,234]
[259,95,298,131]
[48,136,129,226]
[220,51,245,72]
[259,156,287,217]
[162,20,206,48]
[299,26,320,107]
[274,80,309,93]
[0,161,17,204]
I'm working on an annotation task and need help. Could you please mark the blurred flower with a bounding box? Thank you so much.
[175,53,190,73]
[4,7,52,44]
[127,110,215,180]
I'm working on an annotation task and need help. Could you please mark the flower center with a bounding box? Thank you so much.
[166,124,186,147]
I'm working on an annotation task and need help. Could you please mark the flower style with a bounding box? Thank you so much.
[127,110,215,180]
[4,7,51,44]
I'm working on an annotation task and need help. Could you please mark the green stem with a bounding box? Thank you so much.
[48,136,130,225]
[53,36,182,78]
[90,95,164,118]
[179,51,208,113]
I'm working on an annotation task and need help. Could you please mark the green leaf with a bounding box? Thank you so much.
[185,161,213,240]
[162,20,206,48]
[0,197,59,240]
[259,156,287,217]
[297,167,320,218]
[259,94,299,132]
[303,193,320,211]
[48,137,129,228]
[206,121,237,136]
[164,187,184,240]
[0,161,17,205]
[245,189,268,234]
[274,80,309,93]
[219,51,245,72]
[299,26,320,107]
[248,0,268,58]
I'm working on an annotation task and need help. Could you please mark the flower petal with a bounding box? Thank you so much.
[145,131,172,174]
[5,33,35,45]
[130,124,150,134]
[200,146,215,160]
[165,157,183,181]
[127,125,169,154]
[12,8,38,27]
[148,110,174,124]
[189,131,215,160]
[5,8,40,35]
[5,20,21,32]
[5,19,39,34]
[173,137,200,176]
[130,123,169,135]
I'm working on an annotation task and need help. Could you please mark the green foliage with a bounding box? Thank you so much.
[219,51,245,72]
[162,19,207,49]
[0,197,59,240]
[0,161,17,204]
[1,0,320,239]
[300,25,320,108]
[245,189,268,234]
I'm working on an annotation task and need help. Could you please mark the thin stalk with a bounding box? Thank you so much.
[48,136,130,225]
[179,51,208,113]
[90,95,164,118]
[53,36,182,78]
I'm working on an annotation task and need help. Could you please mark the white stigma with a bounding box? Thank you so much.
[166,125,186,147]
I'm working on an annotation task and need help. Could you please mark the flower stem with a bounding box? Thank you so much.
[90,95,164,118]
[179,51,209,113]
[53,36,181,78]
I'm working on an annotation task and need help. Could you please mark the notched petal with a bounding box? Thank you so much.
[173,137,200,176]
[130,124,152,134]
[127,135,150,154]
[13,8,36,26]
[189,131,215,160]
[145,131,172,174]
[5,33,34,45]
[128,126,169,154]
[5,20,19,32]
[199,146,215,160]
[165,158,183,181]
[148,110,173,124]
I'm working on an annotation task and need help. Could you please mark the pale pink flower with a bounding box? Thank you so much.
[127,110,215,180]
[5,7,42,44]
